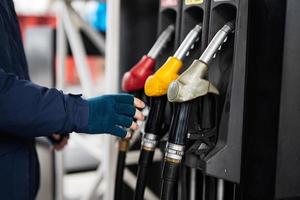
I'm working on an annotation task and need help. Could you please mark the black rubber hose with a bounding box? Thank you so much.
[114,91,144,200]
[169,102,192,145]
[161,160,181,200]
[133,96,167,200]
[114,150,127,200]
[134,149,155,200]
[160,102,193,200]
[145,96,167,134]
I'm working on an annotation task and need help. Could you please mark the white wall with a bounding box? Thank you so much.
[14,0,51,15]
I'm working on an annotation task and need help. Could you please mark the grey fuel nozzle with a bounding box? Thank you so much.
[200,21,235,64]
[173,24,202,60]
[147,25,175,59]
[168,21,235,102]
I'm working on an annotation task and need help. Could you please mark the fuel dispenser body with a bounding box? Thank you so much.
[116,0,300,199]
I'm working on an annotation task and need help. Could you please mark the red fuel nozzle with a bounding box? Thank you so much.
[121,24,175,92]
[122,55,156,92]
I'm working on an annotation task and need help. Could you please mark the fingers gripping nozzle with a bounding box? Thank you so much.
[168,60,219,102]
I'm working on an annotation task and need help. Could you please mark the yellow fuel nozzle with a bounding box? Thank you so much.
[144,57,182,96]
[144,24,202,97]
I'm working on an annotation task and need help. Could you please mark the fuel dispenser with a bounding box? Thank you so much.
[115,0,299,199]
[177,0,249,199]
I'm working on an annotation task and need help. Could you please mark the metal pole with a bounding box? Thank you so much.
[190,169,196,200]
[217,179,225,200]
[60,1,93,97]
[56,3,67,91]
[202,175,206,200]
[68,6,106,55]
[54,3,67,200]
[105,0,121,199]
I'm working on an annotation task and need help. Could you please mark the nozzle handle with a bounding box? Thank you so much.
[122,56,156,92]
[144,96,167,135]
[160,161,180,200]
[174,24,202,60]
[134,149,155,200]
[147,24,175,59]
[114,150,127,200]
[200,20,235,64]
[168,102,192,145]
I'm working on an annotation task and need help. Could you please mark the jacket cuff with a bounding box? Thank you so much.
[63,94,89,134]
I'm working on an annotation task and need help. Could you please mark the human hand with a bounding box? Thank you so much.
[86,94,145,138]
[49,134,69,151]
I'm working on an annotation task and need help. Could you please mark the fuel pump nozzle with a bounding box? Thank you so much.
[122,25,175,92]
[168,21,235,102]
[114,25,175,200]
[133,24,202,200]
[160,21,235,200]
[144,24,202,97]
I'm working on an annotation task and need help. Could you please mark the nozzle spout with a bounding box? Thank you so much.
[147,24,175,59]
[200,20,235,64]
[173,24,202,60]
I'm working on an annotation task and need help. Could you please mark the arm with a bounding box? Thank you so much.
[0,6,144,139]
[0,68,89,138]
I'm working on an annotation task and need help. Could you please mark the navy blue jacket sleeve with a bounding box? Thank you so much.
[0,68,89,138]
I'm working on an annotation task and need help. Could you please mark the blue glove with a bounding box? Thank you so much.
[86,94,136,137]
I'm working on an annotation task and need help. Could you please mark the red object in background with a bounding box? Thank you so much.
[18,15,104,85]
[65,56,105,85]
[122,55,156,92]
[18,15,57,38]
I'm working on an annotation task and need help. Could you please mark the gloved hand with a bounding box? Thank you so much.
[85,94,145,138]
[48,134,69,151]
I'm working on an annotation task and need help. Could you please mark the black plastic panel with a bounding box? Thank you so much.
[119,0,160,90]
[156,0,182,69]
[240,0,286,199]
[275,0,300,199]
[179,0,209,71]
